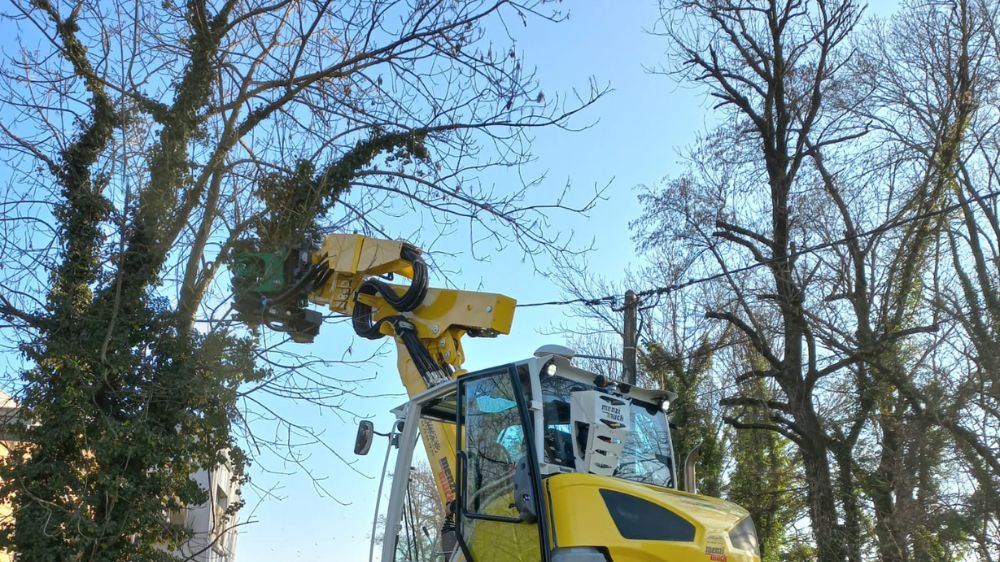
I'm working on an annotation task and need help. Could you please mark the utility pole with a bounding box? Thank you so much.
[622,290,638,385]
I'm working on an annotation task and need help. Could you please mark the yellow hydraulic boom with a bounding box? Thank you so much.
[232,234,514,508]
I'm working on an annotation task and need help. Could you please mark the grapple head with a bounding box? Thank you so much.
[230,247,323,343]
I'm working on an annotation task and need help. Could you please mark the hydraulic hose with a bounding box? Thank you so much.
[352,283,387,340]
[352,245,429,339]
[362,245,428,312]
[349,245,449,385]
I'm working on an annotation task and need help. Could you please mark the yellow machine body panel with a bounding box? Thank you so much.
[447,473,760,562]
[309,234,414,313]
[464,493,541,562]
[367,286,515,342]
[544,473,759,562]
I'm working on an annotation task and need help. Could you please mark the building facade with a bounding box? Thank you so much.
[171,462,241,562]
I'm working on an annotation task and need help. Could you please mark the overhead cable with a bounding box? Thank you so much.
[516,187,1000,309]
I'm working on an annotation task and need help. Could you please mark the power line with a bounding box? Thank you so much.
[516,188,1000,309]
[203,187,999,317]
[515,295,619,308]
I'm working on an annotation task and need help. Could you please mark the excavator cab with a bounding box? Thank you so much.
[371,347,759,562]
[378,363,547,562]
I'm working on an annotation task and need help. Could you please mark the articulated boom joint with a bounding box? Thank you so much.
[231,234,516,385]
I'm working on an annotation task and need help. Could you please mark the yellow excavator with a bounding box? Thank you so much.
[231,234,760,562]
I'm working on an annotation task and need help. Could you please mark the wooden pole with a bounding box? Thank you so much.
[623,290,638,385]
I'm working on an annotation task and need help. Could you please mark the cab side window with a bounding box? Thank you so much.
[462,375,524,516]
[458,369,543,562]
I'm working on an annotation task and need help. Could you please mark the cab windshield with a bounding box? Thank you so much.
[540,375,675,488]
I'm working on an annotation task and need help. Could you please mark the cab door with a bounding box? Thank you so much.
[456,367,548,562]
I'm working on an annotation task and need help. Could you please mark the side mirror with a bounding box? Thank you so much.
[513,456,538,523]
[354,420,374,455]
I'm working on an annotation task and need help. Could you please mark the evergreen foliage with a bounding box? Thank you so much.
[640,340,723,497]
[0,0,599,559]
[726,375,802,562]
[251,132,430,252]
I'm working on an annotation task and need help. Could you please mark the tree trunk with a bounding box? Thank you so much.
[799,439,845,562]
[834,445,864,562]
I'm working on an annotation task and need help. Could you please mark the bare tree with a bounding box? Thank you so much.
[651,1,864,559]
[640,0,1000,560]
[849,1,1000,558]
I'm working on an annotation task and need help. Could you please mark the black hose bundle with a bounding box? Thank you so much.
[365,245,428,311]
[350,245,450,385]
[351,244,429,340]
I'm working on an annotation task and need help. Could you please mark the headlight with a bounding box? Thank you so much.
[729,516,760,556]
[550,547,612,561]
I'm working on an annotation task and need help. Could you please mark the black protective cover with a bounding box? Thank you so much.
[598,488,696,542]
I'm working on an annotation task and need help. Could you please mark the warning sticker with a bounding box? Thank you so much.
[437,457,457,503]
[705,533,727,561]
